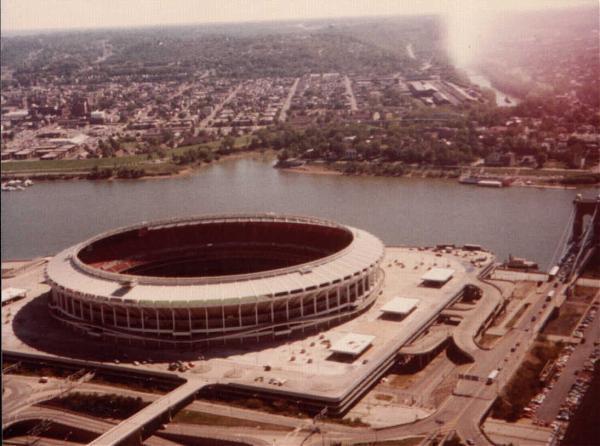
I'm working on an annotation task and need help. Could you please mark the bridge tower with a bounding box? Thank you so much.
[571,194,600,243]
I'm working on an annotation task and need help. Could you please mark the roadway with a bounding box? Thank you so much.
[344,75,358,112]
[451,278,504,360]
[197,84,241,130]
[4,406,183,446]
[88,379,208,446]
[278,78,299,123]
[3,373,94,427]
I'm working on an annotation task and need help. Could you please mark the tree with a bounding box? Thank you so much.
[219,135,235,153]
[536,153,547,169]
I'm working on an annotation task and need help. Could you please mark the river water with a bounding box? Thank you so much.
[465,69,521,107]
[1,158,594,270]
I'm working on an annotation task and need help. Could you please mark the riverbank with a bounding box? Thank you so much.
[278,163,342,176]
[1,149,275,183]
[3,150,597,189]
[276,161,598,188]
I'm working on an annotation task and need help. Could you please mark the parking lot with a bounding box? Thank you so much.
[524,297,599,443]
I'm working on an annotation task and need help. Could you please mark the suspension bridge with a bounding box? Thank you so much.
[548,194,599,282]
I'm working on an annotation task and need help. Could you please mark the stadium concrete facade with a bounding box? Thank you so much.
[45,214,385,346]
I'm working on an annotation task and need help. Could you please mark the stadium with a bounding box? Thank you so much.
[45,214,385,347]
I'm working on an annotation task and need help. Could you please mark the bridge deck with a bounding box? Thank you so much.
[88,379,208,446]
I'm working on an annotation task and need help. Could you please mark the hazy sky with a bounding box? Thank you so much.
[1,0,595,32]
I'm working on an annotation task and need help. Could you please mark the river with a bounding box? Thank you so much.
[466,69,521,107]
[1,158,594,270]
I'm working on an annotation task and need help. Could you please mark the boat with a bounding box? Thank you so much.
[477,179,503,188]
[459,175,509,188]
[458,175,482,185]
[1,178,33,191]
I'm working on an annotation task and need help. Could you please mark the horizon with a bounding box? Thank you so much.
[1,0,596,34]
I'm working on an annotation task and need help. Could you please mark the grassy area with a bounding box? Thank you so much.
[581,251,600,278]
[3,361,73,379]
[199,393,369,427]
[542,303,585,336]
[1,135,252,175]
[172,409,291,431]
[441,432,465,446]
[43,392,148,420]
[1,155,148,173]
[352,437,424,446]
[492,340,564,421]
[505,303,530,329]
[572,286,598,303]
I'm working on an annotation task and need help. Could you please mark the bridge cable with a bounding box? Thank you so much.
[548,207,576,270]
[570,206,598,277]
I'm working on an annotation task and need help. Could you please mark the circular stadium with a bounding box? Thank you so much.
[45,214,385,347]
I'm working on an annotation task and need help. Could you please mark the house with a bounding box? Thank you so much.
[485,152,515,167]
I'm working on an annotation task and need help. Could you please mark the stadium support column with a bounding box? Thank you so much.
[255,301,259,342]
[270,300,275,340]
[188,308,192,334]
[125,307,131,344]
[141,308,145,332]
[172,309,176,333]
[337,288,341,313]
[89,302,94,323]
[100,305,105,325]
[271,301,275,323]
[238,304,243,344]
[113,307,117,327]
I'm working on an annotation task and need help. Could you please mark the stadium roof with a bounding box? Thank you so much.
[330,333,375,357]
[421,268,455,284]
[380,297,419,315]
[46,216,385,307]
[1,287,26,304]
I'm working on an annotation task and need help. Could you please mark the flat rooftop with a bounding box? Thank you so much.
[330,333,375,357]
[421,267,455,284]
[380,297,420,315]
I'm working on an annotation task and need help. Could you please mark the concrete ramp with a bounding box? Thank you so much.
[88,379,208,446]
[451,280,504,362]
